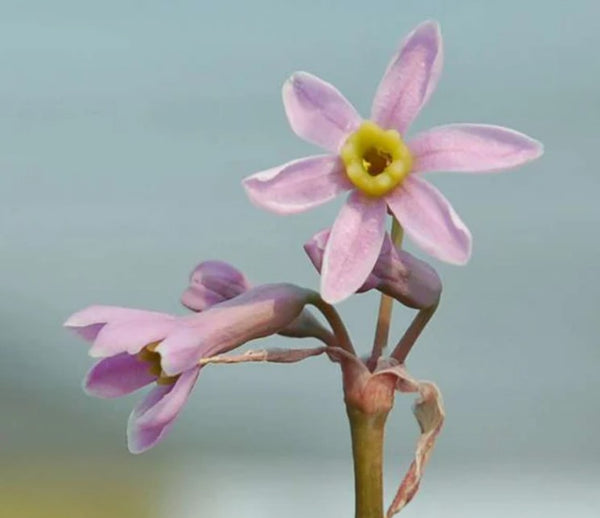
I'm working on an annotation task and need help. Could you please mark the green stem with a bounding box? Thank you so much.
[346,405,389,518]
[368,218,403,370]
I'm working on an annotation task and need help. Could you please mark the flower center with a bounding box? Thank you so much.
[137,344,179,386]
[341,121,412,197]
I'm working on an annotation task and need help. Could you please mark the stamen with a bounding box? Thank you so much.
[363,147,392,176]
[137,344,177,382]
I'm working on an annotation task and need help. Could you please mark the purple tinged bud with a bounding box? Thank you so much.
[305,229,441,309]
[181,261,250,311]
[181,260,333,344]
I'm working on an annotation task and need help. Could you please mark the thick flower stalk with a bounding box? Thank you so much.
[243,20,543,303]
[339,354,444,518]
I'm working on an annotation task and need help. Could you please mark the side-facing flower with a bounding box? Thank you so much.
[65,282,315,453]
[243,20,543,303]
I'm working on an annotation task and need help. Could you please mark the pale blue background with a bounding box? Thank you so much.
[1,1,598,516]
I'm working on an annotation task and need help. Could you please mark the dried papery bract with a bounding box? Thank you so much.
[371,361,445,517]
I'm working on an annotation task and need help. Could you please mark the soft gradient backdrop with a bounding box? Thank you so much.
[1,1,598,517]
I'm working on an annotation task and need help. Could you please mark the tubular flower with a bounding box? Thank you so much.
[243,20,543,303]
[182,260,333,342]
[65,283,315,453]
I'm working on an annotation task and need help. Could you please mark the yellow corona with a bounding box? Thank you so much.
[138,344,178,385]
[340,121,412,197]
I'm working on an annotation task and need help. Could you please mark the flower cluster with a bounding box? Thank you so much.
[65,19,542,515]
[65,266,327,453]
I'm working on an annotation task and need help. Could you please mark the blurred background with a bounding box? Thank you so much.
[1,1,598,516]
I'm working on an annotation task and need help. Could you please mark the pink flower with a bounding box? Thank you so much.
[65,282,315,453]
[182,260,333,342]
[304,229,441,310]
[243,20,543,303]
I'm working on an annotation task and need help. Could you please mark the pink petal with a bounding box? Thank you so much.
[386,176,472,264]
[127,367,200,454]
[134,368,200,429]
[283,72,362,152]
[182,260,250,311]
[84,353,156,398]
[153,325,206,376]
[371,21,443,134]
[181,262,331,344]
[158,284,313,375]
[127,405,176,454]
[409,124,544,173]
[64,305,169,342]
[243,155,350,214]
[89,315,177,358]
[306,229,441,309]
[321,191,387,304]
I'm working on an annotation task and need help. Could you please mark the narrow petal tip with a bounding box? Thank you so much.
[126,368,200,453]
[416,19,441,35]
[319,280,348,306]
[409,124,544,174]
[371,20,443,133]
[63,305,106,329]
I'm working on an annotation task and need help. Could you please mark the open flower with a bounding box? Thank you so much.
[243,20,543,303]
[65,283,315,453]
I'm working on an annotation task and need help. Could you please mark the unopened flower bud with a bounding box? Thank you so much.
[305,229,441,309]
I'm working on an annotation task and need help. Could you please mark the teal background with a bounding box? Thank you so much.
[1,1,598,516]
